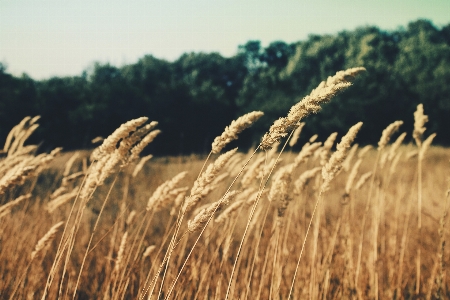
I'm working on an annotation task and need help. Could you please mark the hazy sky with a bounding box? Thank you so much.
[1,0,449,79]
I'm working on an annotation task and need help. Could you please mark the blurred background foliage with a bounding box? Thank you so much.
[1,19,449,155]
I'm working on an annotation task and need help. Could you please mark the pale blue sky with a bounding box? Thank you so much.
[1,0,449,79]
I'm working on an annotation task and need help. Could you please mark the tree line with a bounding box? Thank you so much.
[1,19,449,155]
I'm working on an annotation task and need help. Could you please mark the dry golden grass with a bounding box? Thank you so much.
[0,68,449,299]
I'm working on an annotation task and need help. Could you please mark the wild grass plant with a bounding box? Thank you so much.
[0,68,449,299]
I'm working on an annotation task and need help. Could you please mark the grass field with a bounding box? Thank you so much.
[0,68,449,299]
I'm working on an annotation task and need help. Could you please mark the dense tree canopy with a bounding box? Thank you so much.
[0,19,449,155]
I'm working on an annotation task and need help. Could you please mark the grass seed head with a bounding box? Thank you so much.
[31,221,64,260]
[260,67,365,150]
[378,121,403,150]
[322,122,363,191]
[289,122,305,147]
[184,148,237,213]
[413,104,428,147]
[211,111,263,154]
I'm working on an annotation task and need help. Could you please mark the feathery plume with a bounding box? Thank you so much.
[183,148,237,213]
[260,67,365,150]
[378,121,403,150]
[355,172,372,190]
[345,159,362,194]
[211,111,263,154]
[293,142,322,169]
[270,166,294,218]
[143,245,156,258]
[389,152,402,175]
[358,145,372,158]
[114,232,128,274]
[47,189,78,213]
[61,171,85,186]
[342,144,359,172]
[0,193,31,215]
[4,116,32,155]
[215,200,245,224]
[15,123,39,151]
[91,117,148,161]
[320,132,338,166]
[413,104,428,147]
[294,167,321,194]
[419,133,436,161]
[388,132,407,161]
[289,122,305,147]
[91,136,104,144]
[146,171,188,211]
[31,221,64,260]
[63,152,80,177]
[170,187,190,216]
[187,190,240,232]
[322,122,363,191]
[309,134,318,143]
[0,163,37,194]
[406,150,418,160]
[241,156,265,187]
[126,210,136,226]
[132,154,153,177]
[3,117,28,153]
[129,127,160,161]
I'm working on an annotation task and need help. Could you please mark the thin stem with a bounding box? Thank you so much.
[355,150,381,287]
[287,191,324,299]
[72,174,119,299]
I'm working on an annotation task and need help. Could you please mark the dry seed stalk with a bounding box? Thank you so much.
[294,142,322,168]
[129,128,160,161]
[0,193,31,215]
[294,167,321,194]
[378,121,403,150]
[241,156,265,187]
[260,67,366,150]
[46,189,78,213]
[358,145,372,158]
[114,231,128,274]
[211,111,263,154]
[132,154,153,177]
[31,221,64,260]
[309,134,318,143]
[345,158,362,194]
[143,245,156,258]
[342,143,359,172]
[320,132,338,166]
[413,103,428,147]
[289,122,305,147]
[91,117,149,161]
[388,132,407,161]
[187,190,239,232]
[183,148,237,213]
[322,122,363,191]
[146,171,188,211]
[215,200,245,224]
[269,165,293,219]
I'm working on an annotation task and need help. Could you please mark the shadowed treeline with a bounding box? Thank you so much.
[1,19,449,154]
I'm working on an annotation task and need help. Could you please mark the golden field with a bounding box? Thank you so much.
[0,68,449,299]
